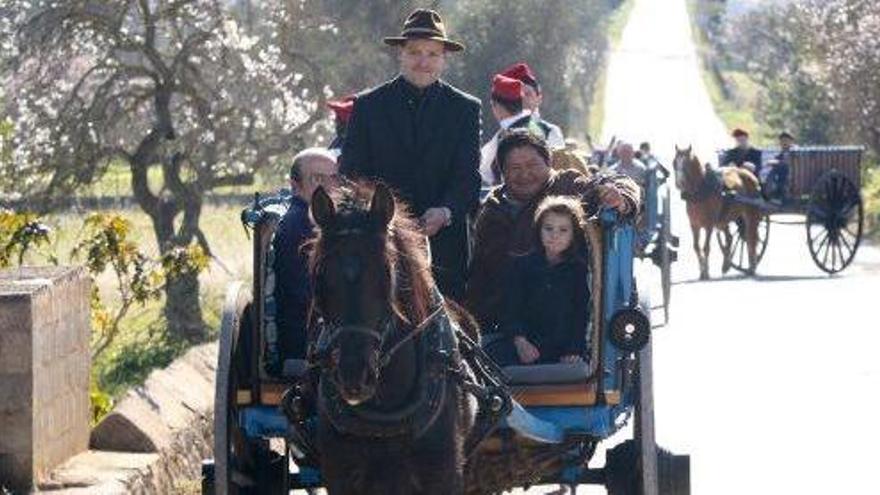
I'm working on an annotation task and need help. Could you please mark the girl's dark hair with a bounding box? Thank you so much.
[532,195,590,262]
[497,128,551,173]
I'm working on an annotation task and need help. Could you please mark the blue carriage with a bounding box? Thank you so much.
[635,159,678,324]
[202,191,689,494]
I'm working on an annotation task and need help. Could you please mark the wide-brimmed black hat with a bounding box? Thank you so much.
[383,9,465,52]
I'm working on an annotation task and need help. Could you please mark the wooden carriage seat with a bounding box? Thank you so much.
[259,359,309,406]
[505,219,604,407]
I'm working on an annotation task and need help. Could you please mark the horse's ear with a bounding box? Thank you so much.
[311,186,336,228]
[675,144,680,153]
[686,145,693,154]
[370,183,395,229]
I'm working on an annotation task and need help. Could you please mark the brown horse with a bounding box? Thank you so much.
[308,181,481,495]
[672,145,762,279]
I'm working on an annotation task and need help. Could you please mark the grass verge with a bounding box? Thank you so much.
[588,0,636,140]
[685,0,773,147]
[864,163,880,241]
[20,203,252,421]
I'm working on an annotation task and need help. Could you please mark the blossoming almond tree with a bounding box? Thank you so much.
[2,0,331,341]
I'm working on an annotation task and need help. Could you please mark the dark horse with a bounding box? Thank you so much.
[308,181,481,495]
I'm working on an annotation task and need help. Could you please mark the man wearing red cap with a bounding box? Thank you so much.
[326,95,355,155]
[479,74,544,185]
[500,62,565,149]
[721,128,763,177]
[341,9,480,300]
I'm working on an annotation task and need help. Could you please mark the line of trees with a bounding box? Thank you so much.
[696,0,880,156]
[1,0,621,342]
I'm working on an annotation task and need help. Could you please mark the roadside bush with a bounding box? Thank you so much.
[0,209,53,267]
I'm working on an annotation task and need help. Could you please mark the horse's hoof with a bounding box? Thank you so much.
[699,272,709,281]
[721,262,731,274]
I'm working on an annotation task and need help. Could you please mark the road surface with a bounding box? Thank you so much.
[590,0,880,494]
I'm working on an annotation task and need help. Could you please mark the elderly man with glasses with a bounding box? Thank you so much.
[266,147,340,374]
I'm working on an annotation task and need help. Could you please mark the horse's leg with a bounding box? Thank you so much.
[720,221,733,274]
[691,222,706,280]
[317,424,365,495]
[702,225,713,280]
[416,399,466,495]
[744,211,759,276]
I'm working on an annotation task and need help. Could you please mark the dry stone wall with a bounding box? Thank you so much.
[0,267,91,493]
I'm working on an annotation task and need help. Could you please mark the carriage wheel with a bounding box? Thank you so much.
[213,281,255,495]
[660,192,673,324]
[212,281,290,495]
[605,343,690,495]
[806,171,863,274]
[715,213,770,274]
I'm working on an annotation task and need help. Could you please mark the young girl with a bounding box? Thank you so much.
[495,196,592,366]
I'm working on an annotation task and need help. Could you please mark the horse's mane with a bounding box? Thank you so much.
[308,180,435,326]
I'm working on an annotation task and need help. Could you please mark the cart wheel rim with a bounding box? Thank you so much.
[715,214,769,273]
[807,172,862,274]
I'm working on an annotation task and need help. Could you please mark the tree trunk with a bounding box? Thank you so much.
[164,269,206,343]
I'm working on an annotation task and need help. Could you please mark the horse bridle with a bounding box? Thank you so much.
[312,304,446,373]
[309,222,446,375]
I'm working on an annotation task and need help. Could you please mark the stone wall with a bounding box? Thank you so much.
[41,343,218,495]
[0,267,91,492]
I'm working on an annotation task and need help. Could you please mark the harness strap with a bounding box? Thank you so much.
[379,305,446,369]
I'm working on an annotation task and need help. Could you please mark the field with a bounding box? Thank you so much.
[21,202,253,413]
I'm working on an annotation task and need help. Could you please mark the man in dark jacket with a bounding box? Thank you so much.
[722,128,763,177]
[266,148,339,374]
[341,9,481,300]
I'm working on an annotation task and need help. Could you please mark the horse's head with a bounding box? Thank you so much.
[310,182,432,406]
[673,145,701,192]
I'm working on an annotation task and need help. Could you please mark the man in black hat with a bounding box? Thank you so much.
[341,9,481,300]
[721,128,763,177]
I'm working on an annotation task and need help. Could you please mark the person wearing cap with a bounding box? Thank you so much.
[479,74,542,185]
[500,62,566,149]
[763,131,795,201]
[265,148,340,374]
[466,129,641,334]
[326,95,355,155]
[721,128,763,177]
[340,9,481,301]
[609,141,649,189]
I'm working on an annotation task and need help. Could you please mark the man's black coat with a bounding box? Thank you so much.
[341,76,481,300]
[722,146,763,177]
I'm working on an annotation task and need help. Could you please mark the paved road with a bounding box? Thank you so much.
[591,0,880,494]
[293,1,880,493]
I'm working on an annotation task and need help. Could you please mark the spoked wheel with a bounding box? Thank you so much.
[605,344,690,495]
[214,281,258,495]
[806,171,863,274]
[212,281,290,495]
[715,213,770,274]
